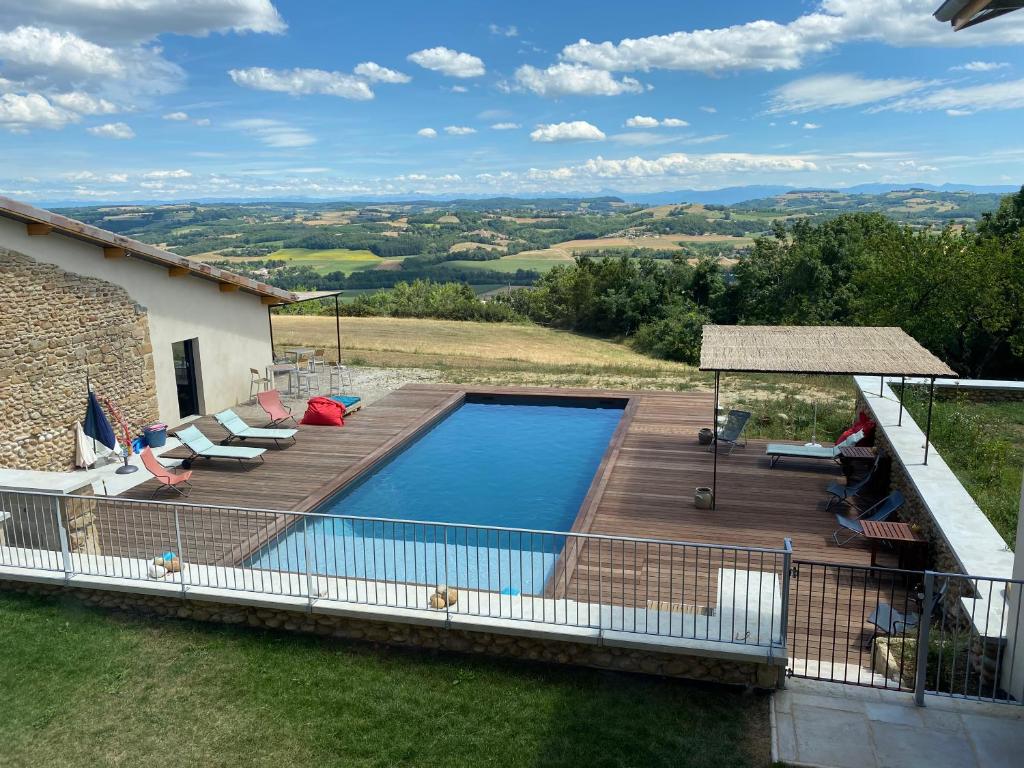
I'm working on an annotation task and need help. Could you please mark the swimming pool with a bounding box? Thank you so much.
[248,395,625,594]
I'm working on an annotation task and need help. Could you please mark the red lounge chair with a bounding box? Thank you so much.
[257,389,298,428]
[140,447,193,498]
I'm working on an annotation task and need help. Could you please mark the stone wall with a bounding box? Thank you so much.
[0,580,781,689]
[0,247,158,471]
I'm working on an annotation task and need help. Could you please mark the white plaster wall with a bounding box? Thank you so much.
[0,217,273,425]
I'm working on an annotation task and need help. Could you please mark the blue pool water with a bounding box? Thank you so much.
[248,397,624,594]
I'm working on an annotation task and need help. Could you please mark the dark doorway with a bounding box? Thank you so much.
[172,338,200,418]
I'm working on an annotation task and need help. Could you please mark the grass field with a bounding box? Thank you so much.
[902,393,1024,546]
[0,590,769,768]
[266,248,400,275]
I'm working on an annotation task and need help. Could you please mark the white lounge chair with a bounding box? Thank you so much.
[213,409,297,448]
[175,424,265,469]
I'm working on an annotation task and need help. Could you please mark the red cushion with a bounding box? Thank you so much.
[300,396,345,427]
[856,418,876,446]
[835,411,873,445]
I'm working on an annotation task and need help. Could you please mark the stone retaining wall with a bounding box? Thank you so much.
[0,579,780,689]
[0,247,158,471]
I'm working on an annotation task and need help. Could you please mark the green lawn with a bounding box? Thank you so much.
[901,392,1023,546]
[0,590,769,768]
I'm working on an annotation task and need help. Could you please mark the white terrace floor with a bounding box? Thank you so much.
[772,678,1024,768]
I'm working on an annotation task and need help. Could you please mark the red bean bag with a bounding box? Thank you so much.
[835,410,873,445]
[300,396,346,427]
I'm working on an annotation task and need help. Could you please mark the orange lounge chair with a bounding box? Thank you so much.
[140,447,193,498]
[257,389,298,428]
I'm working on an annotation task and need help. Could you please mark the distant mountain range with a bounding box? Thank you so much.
[35,182,1020,210]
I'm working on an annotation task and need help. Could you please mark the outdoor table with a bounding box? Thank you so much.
[266,364,295,394]
[284,347,314,361]
[861,520,927,569]
[839,445,876,481]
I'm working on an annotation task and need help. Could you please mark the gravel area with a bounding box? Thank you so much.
[269,365,443,413]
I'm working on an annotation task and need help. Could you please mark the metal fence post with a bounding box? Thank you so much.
[914,571,935,706]
[53,496,72,581]
[303,517,315,611]
[172,506,187,600]
[778,538,794,689]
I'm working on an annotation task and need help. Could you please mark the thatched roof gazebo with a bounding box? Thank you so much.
[698,325,958,508]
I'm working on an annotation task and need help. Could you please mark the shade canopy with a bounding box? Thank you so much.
[699,325,957,379]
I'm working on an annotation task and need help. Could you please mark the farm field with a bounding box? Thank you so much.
[266,248,399,275]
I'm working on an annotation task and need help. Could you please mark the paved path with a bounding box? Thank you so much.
[772,679,1024,768]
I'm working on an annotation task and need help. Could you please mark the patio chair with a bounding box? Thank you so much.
[139,447,193,497]
[174,424,265,469]
[328,360,353,394]
[249,367,271,400]
[825,454,882,510]
[291,355,320,396]
[213,408,297,448]
[832,490,904,546]
[313,347,327,367]
[766,430,862,468]
[707,409,751,455]
[257,389,298,427]
[865,580,947,648]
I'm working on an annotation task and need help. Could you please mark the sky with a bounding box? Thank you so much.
[1,0,1024,203]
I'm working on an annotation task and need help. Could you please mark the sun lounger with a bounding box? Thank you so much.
[708,409,751,455]
[140,447,192,497]
[832,490,904,546]
[257,389,298,427]
[866,580,946,648]
[174,424,265,469]
[766,430,862,468]
[214,409,297,448]
[825,454,882,510]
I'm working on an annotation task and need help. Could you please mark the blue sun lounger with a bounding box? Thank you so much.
[175,424,266,469]
[765,430,863,468]
[213,409,297,448]
[832,490,904,546]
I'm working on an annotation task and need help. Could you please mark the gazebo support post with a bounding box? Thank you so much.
[924,376,936,465]
[880,376,884,397]
[712,370,720,510]
[335,294,342,363]
[898,376,905,426]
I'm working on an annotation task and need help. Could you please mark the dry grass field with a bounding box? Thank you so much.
[272,315,692,375]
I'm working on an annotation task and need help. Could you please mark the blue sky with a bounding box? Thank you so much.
[1,0,1023,202]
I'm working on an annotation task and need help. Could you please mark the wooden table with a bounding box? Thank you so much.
[862,521,927,568]
[840,445,876,481]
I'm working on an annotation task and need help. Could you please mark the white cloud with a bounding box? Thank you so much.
[488,23,518,37]
[228,67,375,99]
[407,47,485,78]
[0,92,75,131]
[87,121,134,139]
[950,61,1010,72]
[0,0,286,45]
[163,111,189,121]
[0,26,123,78]
[625,115,689,127]
[50,91,119,115]
[530,120,606,143]
[700,106,717,113]
[768,73,932,112]
[62,170,128,183]
[558,1,1024,75]
[871,78,1024,115]
[230,118,315,147]
[514,63,644,96]
[450,85,468,93]
[443,125,476,135]
[194,117,211,126]
[803,122,821,129]
[417,127,437,138]
[143,169,192,179]
[490,122,520,130]
[353,61,411,84]
[526,151,817,182]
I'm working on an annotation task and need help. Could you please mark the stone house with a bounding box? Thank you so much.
[0,196,296,472]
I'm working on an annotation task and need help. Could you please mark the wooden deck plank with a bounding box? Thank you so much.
[106,383,897,673]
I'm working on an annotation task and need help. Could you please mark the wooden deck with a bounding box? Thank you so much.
[104,384,899,671]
